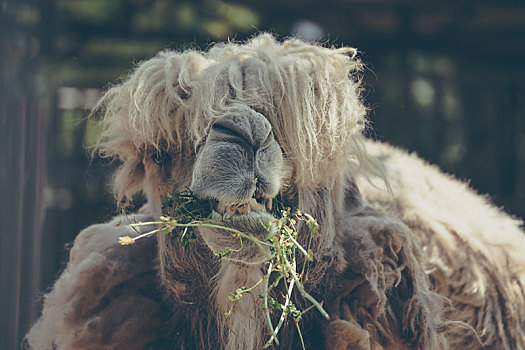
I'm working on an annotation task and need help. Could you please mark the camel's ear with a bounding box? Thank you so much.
[342,177,365,215]
[142,155,176,215]
[113,156,145,204]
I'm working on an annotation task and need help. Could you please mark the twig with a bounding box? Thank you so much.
[264,262,296,348]
[283,258,330,320]
[263,262,279,347]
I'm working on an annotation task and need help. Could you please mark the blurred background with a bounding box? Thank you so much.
[1,0,524,348]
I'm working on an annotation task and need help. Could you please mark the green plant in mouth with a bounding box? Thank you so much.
[118,188,329,349]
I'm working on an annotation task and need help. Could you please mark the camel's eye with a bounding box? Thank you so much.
[152,151,169,165]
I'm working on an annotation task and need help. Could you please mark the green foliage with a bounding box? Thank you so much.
[15,4,40,26]
[160,188,213,251]
[202,0,260,38]
[162,188,213,223]
[82,39,162,59]
[57,0,122,23]
[119,188,329,349]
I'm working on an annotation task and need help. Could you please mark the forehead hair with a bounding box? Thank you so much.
[94,33,369,197]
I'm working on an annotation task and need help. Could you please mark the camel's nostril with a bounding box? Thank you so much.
[258,131,275,151]
[209,122,250,147]
[209,110,273,150]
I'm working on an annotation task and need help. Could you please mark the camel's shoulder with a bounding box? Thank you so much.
[25,213,170,350]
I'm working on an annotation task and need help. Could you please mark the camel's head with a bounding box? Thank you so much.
[94,33,373,258]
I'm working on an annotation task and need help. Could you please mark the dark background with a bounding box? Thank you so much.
[1,0,524,348]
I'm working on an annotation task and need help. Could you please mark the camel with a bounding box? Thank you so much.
[26,34,525,349]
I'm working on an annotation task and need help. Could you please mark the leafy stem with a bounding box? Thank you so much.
[118,188,329,349]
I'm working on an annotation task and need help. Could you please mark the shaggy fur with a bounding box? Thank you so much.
[358,141,525,349]
[26,34,525,349]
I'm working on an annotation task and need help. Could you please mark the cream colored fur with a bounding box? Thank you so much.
[359,141,525,349]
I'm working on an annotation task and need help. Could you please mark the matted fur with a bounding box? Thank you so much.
[26,34,525,350]
[358,141,525,349]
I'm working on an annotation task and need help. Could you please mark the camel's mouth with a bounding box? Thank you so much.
[207,186,274,217]
[211,197,273,218]
[206,192,276,235]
